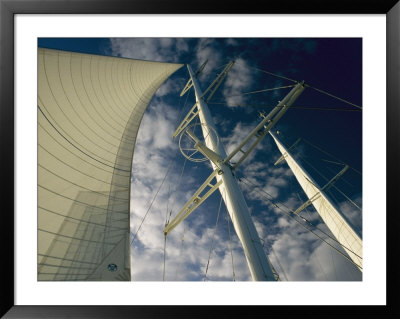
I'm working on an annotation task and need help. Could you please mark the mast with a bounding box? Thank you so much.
[164,62,305,280]
[187,65,276,281]
[164,60,305,280]
[270,132,362,271]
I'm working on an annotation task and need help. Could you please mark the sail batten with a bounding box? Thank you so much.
[270,132,362,271]
[38,48,183,281]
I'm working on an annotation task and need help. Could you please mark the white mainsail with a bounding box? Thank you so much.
[38,48,182,280]
[270,132,362,271]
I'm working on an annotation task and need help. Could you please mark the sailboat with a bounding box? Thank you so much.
[38,46,362,281]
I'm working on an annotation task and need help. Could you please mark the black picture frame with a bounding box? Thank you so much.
[1,0,398,318]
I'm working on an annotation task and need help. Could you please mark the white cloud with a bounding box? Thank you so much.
[195,39,222,74]
[222,58,253,107]
[110,38,189,62]
[337,195,362,235]
[221,120,270,166]
[225,38,239,46]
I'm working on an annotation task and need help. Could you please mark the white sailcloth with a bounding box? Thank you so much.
[38,48,182,280]
[270,132,362,271]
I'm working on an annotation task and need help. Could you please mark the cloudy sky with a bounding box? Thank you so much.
[38,38,362,281]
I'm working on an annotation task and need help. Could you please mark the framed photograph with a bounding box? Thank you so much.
[1,0,398,317]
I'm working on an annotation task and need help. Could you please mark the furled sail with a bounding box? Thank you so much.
[38,48,182,281]
[270,132,362,271]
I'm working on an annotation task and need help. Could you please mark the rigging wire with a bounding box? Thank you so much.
[320,158,350,167]
[299,154,363,213]
[163,234,167,281]
[167,158,188,224]
[303,138,345,165]
[161,156,189,281]
[132,84,192,276]
[131,85,195,279]
[330,246,338,280]
[165,185,171,226]
[130,153,177,246]
[323,168,361,212]
[305,83,362,110]
[167,112,199,223]
[327,188,345,214]
[234,61,362,110]
[203,195,224,281]
[324,163,359,195]
[240,63,298,84]
[131,86,192,279]
[322,161,357,188]
[293,187,329,280]
[284,136,362,213]
[332,185,362,212]
[212,85,296,99]
[264,237,288,281]
[302,138,361,175]
[175,86,193,129]
[237,176,362,270]
[173,223,186,281]
[208,102,362,112]
[241,85,296,96]
[327,189,363,236]
[215,62,230,70]
[165,84,204,281]
[162,185,172,281]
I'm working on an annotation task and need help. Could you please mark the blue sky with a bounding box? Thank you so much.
[38,38,362,281]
